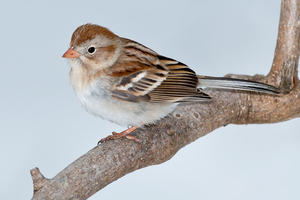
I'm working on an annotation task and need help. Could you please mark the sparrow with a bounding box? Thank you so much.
[62,23,280,143]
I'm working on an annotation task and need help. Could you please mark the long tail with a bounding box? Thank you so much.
[197,76,281,94]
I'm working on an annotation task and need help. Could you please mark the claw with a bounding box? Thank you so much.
[98,126,139,145]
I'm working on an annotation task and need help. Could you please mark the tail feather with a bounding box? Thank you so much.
[198,76,281,95]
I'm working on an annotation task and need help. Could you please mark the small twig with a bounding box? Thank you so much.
[30,168,49,193]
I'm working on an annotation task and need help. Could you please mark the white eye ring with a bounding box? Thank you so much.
[87,46,96,54]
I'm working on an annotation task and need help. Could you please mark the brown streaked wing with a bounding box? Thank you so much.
[111,39,169,97]
[111,90,150,103]
[148,55,211,103]
[110,40,211,103]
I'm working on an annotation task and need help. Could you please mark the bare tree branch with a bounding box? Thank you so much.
[268,0,300,90]
[31,0,300,199]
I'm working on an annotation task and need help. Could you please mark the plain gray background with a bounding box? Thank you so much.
[1,0,299,199]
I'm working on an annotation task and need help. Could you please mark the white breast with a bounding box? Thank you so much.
[74,78,177,127]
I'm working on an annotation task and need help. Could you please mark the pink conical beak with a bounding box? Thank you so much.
[62,47,80,58]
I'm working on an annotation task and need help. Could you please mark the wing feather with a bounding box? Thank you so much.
[109,39,211,103]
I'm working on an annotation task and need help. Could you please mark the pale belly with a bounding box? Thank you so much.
[74,80,177,127]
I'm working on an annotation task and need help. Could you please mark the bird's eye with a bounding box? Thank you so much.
[88,46,96,54]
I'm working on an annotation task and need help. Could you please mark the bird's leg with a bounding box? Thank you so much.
[98,126,139,144]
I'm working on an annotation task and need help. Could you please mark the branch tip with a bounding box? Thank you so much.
[30,167,49,194]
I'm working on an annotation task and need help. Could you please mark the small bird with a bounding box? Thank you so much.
[63,23,280,143]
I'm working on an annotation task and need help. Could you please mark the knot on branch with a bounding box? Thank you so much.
[30,167,49,194]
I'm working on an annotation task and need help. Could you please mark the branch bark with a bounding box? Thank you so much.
[31,0,300,199]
